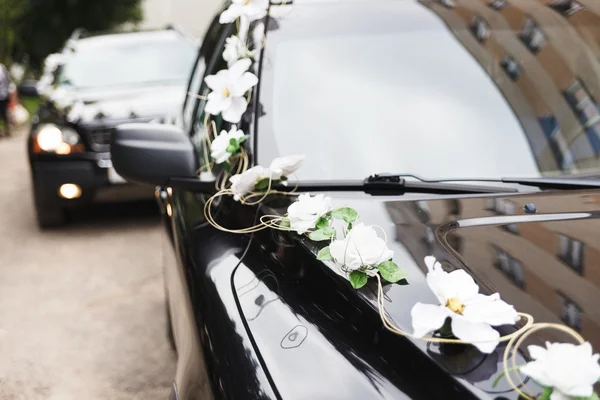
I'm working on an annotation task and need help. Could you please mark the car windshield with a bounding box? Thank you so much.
[257,1,600,182]
[56,32,196,89]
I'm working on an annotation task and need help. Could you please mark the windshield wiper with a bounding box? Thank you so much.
[284,174,517,195]
[170,174,517,195]
[501,177,600,190]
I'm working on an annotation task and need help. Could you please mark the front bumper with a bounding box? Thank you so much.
[31,153,153,207]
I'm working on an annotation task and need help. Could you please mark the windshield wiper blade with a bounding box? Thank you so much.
[286,174,516,195]
[501,177,600,190]
[169,174,517,195]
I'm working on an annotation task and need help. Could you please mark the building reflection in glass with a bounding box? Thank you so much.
[420,0,600,176]
[386,191,600,351]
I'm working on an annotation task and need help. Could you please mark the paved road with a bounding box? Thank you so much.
[0,129,176,399]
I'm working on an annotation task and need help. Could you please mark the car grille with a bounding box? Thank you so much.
[82,116,163,151]
[89,128,114,146]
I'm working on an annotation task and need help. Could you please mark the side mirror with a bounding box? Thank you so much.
[111,123,199,186]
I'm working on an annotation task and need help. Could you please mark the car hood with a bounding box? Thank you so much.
[234,189,600,399]
[48,82,187,124]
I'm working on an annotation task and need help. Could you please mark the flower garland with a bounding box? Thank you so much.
[197,3,600,398]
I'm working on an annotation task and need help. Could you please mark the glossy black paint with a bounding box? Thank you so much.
[163,182,600,399]
[151,2,600,400]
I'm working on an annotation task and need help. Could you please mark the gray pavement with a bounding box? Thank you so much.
[0,129,176,399]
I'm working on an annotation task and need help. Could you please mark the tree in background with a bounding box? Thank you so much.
[0,0,27,65]
[8,0,143,72]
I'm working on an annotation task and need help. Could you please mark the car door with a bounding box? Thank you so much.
[160,13,278,400]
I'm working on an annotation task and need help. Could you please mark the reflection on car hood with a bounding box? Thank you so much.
[49,82,187,123]
[234,189,600,399]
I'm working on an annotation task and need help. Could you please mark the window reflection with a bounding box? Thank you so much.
[548,0,584,16]
[493,247,526,289]
[558,234,584,273]
[558,291,583,331]
[520,18,547,53]
[488,0,507,11]
[470,16,490,43]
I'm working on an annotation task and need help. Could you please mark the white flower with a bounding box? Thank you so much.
[205,58,258,123]
[520,342,600,400]
[229,165,265,201]
[410,256,519,354]
[43,53,63,74]
[199,171,216,182]
[66,100,85,123]
[210,126,246,164]
[269,154,305,179]
[36,74,54,96]
[287,194,332,234]
[223,35,251,67]
[329,223,393,271]
[220,0,269,23]
[49,87,73,110]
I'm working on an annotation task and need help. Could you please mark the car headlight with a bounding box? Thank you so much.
[34,124,84,154]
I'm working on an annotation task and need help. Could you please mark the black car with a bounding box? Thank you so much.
[28,28,197,227]
[112,1,600,399]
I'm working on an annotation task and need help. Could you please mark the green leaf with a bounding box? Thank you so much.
[538,387,553,400]
[278,219,290,228]
[316,217,330,230]
[316,246,332,261]
[226,144,237,153]
[349,271,368,289]
[376,260,408,283]
[238,136,247,144]
[437,317,453,337]
[308,226,336,241]
[331,207,359,224]
[574,393,600,400]
[254,178,271,191]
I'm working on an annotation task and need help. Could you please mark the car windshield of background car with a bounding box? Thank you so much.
[57,35,196,89]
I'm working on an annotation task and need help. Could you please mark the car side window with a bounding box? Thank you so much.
[182,14,231,133]
[190,24,234,167]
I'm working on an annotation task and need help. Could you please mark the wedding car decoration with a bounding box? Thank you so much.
[210,126,247,165]
[223,35,255,66]
[204,58,258,123]
[519,342,600,400]
[411,256,519,354]
[324,223,406,289]
[196,6,600,394]
[219,0,269,24]
[494,321,600,400]
[37,53,64,96]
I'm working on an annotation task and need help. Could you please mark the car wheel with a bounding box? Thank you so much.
[35,203,67,228]
[166,300,177,352]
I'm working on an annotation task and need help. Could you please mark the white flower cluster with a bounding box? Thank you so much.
[229,154,304,200]
[210,126,247,164]
[203,0,268,125]
[285,194,403,288]
[411,256,518,354]
[408,255,600,399]
[37,53,64,96]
